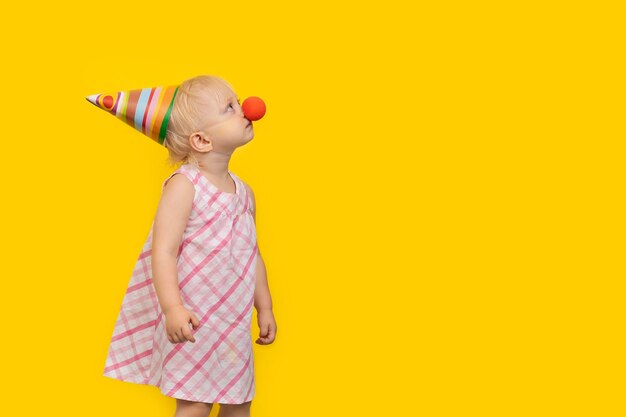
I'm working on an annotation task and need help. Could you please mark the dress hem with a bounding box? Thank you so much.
[102,372,255,404]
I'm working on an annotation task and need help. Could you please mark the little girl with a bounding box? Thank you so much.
[94,75,277,417]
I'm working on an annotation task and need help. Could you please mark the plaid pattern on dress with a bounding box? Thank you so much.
[103,163,258,404]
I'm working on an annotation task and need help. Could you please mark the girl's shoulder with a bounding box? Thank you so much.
[160,165,198,206]
[162,164,198,191]
[160,165,202,215]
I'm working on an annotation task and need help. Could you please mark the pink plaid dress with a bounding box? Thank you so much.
[103,163,258,404]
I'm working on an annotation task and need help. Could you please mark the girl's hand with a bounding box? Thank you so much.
[163,305,201,344]
[256,309,277,345]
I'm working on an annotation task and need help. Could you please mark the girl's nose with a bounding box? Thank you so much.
[241,97,266,121]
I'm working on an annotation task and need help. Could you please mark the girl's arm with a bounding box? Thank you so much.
[254,252,273,312]
[245,183,274,313]
[152,174,195,315]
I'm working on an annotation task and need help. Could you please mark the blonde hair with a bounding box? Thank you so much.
[163,75,236,168]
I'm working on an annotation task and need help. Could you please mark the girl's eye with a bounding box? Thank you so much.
[228,100,240,112]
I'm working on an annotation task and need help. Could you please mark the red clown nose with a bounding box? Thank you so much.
[242,97,266,121]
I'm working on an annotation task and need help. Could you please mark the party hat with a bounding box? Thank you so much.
[86,85,179,146]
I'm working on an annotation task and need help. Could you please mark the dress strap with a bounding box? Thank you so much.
[231,173,254,215]
[246,183,255,215]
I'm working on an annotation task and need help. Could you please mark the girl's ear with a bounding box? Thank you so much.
[188,131,213,153]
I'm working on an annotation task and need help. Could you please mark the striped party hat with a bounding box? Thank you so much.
[86,85,179,146]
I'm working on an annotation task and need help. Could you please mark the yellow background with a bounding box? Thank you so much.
[1,1,624,416]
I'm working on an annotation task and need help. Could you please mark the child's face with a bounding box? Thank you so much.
[193,87,254,151]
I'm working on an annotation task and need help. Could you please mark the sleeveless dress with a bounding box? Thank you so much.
[103,163,258,404]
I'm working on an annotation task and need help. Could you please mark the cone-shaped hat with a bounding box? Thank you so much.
[86,85,179,146]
